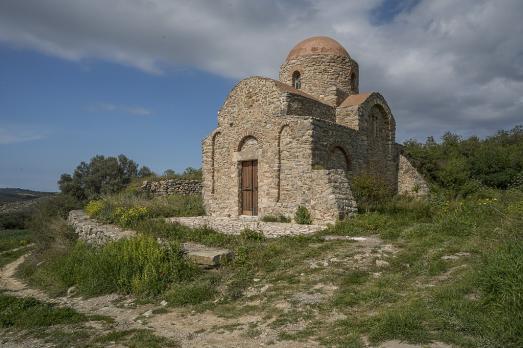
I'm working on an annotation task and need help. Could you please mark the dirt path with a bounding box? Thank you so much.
[0,241,450,348]
[0,253,316,347]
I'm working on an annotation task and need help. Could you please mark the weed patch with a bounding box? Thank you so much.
[27,234,200,298]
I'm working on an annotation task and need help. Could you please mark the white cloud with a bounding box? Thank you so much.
[0,0,521,140]
[94,103,152,116]
[0,128,46,144]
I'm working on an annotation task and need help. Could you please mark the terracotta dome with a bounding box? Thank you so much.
[286,36,349,61]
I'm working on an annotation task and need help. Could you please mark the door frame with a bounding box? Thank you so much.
[239,160,258,216]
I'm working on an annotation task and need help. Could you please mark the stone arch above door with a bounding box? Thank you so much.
[236,135,260,161]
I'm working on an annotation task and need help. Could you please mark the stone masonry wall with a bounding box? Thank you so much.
[67,210,135,245]
[203,77,362,224]
[205,77,318,219]
[279,54,358,106]
[397,154,429,197]
[141,179,202,196]
[334,93,399,190]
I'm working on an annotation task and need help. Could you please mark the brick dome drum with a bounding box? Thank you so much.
[279,36,359,106]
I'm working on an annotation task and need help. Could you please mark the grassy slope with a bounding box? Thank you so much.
[16,188,523,347]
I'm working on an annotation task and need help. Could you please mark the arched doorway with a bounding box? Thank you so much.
[238,136,259,215]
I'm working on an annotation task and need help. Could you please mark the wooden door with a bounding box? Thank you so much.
[241,160,258,215]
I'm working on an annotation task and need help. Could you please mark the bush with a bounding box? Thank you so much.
[403,125,523,194]
[0,210,31,230]
[113,207,149,228]
[351,174,393,212]
[85,200,105,218]
[294,206,312,225]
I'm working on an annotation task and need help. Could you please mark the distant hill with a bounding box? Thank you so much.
[0,188,56,204]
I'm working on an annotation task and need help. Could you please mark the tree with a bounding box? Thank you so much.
[403,125,523,195]
[163,169,176,177]
[138,166,155,177]
[58,154,148,201]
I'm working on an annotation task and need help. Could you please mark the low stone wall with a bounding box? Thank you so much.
[141,179,202,196]
[67,210,135,246]
[166,216,326,238]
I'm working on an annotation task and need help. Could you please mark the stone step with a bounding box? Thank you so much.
[181,242,233,267]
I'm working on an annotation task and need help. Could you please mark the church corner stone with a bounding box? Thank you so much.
[202,36,428,224]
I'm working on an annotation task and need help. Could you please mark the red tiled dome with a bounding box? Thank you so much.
[286,36,350,61]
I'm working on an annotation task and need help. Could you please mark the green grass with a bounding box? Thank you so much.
[0,293,87,328]
[321,190,523,347]
[261,214,291,223]
[165,275,218,306]
[0,291,175,347]
[0,229,33,252]
[0,229,34,267]
[85,191,204,228]
[24,234,200,298]
[94,329,179,347]
[13,187,522,347]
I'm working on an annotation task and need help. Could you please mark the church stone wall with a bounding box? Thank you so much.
[203,78,317,220]
[202,77,362,223]
[282,92,336,121]
[201,37,428,226]
[280,55,358,106]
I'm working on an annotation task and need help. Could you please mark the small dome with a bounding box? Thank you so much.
[286,36,350,62]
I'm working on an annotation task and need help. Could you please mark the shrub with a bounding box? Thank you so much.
[351,174,392,212]
[85,200,105,218]
[403,125,523,193]
[114,207,149,228]
[294,206,312,225]
[0,210,31,230]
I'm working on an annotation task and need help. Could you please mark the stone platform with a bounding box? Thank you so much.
[166,216,326,238]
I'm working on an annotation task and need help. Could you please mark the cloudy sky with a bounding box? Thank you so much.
[1,0,522,191]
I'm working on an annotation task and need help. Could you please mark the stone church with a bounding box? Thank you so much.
[202,36,427,224]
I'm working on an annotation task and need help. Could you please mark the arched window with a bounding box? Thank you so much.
[292,71,301,89]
